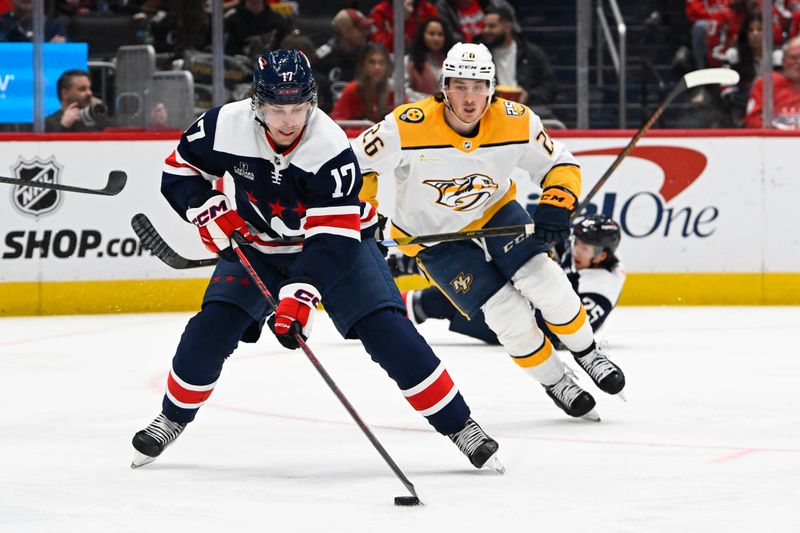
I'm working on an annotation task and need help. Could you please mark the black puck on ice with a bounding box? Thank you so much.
[394,496,421,506]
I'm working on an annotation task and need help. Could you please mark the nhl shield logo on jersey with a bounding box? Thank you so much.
[399,107,425,123]
[423,173,499,212]
[10,156,63,217]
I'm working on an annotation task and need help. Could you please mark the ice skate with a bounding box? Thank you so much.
[574,344,626,397]
[131,412,187,468]
[448,418,505,474]
[544,372,600,421]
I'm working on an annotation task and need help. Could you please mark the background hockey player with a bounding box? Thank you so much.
[352,42,626,421]
[400,215,626,350]
[131,49,501,473]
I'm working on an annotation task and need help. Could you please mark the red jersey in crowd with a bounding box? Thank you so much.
[457,0,484,43]
[745,71,800,129]
[331,81,398,124]
[370,0,439,52]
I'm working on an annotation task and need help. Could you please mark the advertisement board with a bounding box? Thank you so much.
[0,131,798,315]
[0,43,88,123]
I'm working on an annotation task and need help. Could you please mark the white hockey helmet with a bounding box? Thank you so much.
[440,42,496,99]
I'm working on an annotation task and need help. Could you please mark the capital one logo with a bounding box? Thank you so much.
[570,146,716,238]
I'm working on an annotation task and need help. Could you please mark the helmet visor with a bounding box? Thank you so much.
[256,101,314,130]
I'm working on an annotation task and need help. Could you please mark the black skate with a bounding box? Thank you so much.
[544,372,600,421]
[131,412,186,468]
[574,345,626,397]
[448,418,505,474]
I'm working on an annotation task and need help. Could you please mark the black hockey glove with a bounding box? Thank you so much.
[532,203,571,244]
[387,254,420,277]
[374,214,389,257]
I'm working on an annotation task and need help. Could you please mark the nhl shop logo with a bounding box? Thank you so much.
[10,156,63,217]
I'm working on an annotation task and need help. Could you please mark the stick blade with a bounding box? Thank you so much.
[104,170,128,195]
[683,68,740,89]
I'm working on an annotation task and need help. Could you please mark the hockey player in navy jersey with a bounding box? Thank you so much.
[130,49,501,472]
[400,215,626,349]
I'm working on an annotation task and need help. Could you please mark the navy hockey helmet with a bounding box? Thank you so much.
[252,49,317,119]
[574,215,621,253]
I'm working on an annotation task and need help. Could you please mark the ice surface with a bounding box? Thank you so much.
[1,306,798,532]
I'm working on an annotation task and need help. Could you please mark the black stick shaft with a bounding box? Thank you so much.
[573,79,687,215]
[230,234,420,501]
[0,170,127,196]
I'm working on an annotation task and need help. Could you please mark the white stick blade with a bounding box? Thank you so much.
[683,68,740,89]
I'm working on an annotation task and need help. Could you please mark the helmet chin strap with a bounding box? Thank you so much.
[442,89,492,129]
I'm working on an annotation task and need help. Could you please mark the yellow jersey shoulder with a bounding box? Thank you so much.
[484,98,531,144]
[392,97,445,126]
[391,97,449,147]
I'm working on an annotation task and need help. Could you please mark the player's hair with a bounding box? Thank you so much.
[56,69,91,102]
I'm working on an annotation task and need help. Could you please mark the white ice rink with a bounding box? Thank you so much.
[1,306,798,532]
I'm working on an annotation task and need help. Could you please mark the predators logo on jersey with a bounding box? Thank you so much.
[423,173,499,212]
[399,107,425,123]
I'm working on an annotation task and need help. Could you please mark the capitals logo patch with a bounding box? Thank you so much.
[399,107,424,123]
[423,173,499,212]
[10,156,63,217]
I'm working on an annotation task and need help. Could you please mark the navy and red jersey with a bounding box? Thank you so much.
[161,99,377,291]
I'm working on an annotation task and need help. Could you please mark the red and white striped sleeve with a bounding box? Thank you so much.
[303,205,362,241]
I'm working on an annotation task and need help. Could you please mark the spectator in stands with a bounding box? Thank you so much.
[316,8,373,113]
[406,16,454,99]
[280,32,317,64]
[369,0,438,53]
[722,11,765,123]
[224,0,289,57]
[0,0,11,16]
[331,42,398,123]
[745,36,800,129]
[477,6,556,113]
[45,70,108,132]
[0,0,67,42]
[434,0,517,43]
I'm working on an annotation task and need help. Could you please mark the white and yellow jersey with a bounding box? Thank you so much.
[351,96,582,255]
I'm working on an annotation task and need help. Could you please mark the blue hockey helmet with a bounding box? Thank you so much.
[252,49,317,110]
[574,214,621,253]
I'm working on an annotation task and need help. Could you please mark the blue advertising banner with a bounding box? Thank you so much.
[0,43,88,123]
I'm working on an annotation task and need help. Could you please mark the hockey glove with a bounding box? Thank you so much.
[186,190,253,261]
[533,187,574,244]
[272,281,321,350]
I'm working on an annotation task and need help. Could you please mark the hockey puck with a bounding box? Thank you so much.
[394,496,421,506]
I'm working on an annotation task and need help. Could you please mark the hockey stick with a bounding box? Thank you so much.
[380,223,535,248]
[229,233,422,506]
[380,68,740,247]
[0,170,127,196]
[573,67,739,214]
[131,213,218,269]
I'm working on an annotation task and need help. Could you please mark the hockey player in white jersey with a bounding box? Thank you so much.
[401,215,627,349]
[352,42,627,420]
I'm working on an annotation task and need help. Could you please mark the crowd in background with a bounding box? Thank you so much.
[1,0,798,131]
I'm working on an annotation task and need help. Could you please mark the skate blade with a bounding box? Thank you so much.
[484,454,506,475]
[131,450,156,469]
[581,409,601,422]
[616,391,627,402]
